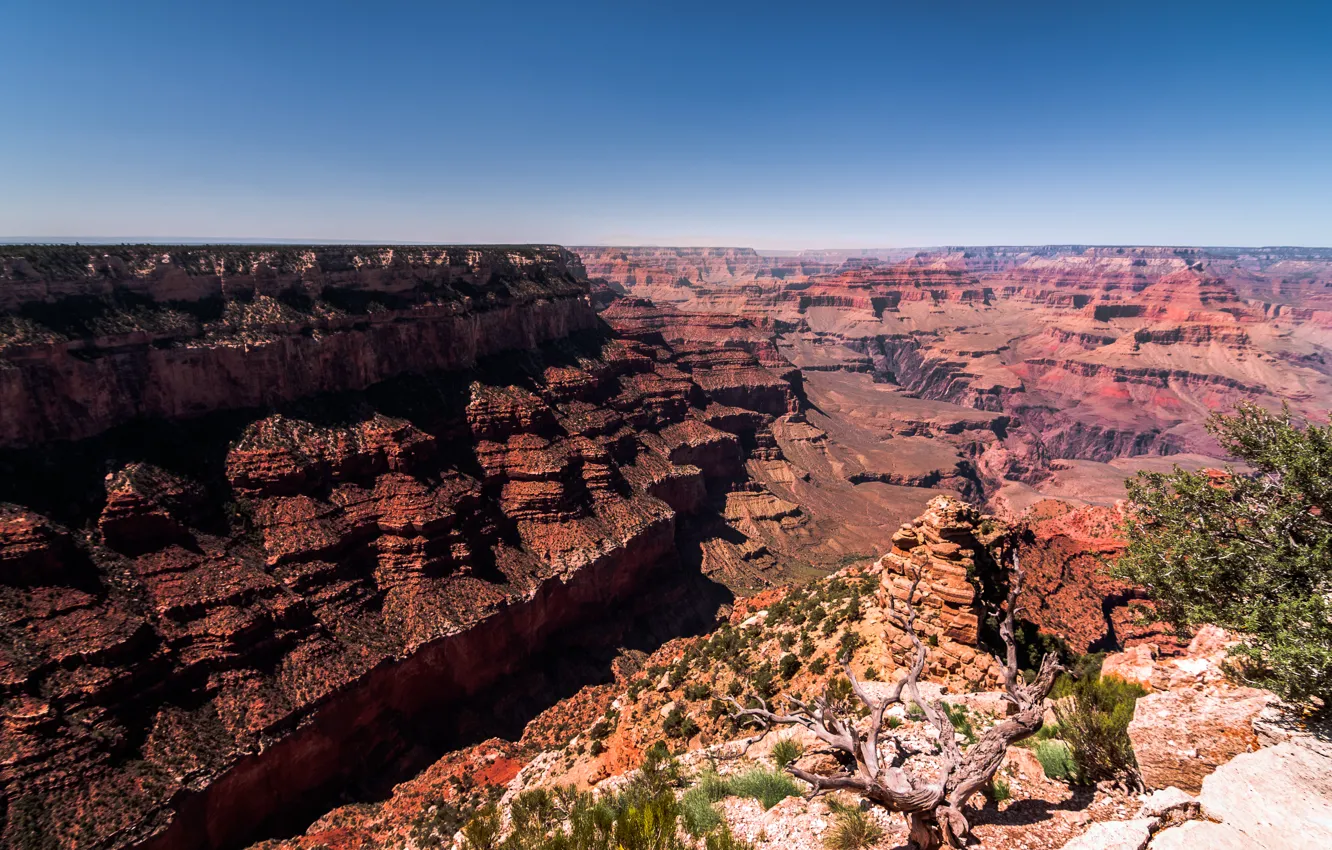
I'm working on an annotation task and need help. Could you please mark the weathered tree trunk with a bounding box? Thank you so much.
[908,811,945,850]
[730,550,1062,850]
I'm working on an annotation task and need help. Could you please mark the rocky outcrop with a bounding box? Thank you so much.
[0,329,723,850]
[1118,627,1275,793]
[875,496,1005,687]
[1013,500,1175,655]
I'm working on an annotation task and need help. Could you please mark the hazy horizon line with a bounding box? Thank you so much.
[4,237,1331,253]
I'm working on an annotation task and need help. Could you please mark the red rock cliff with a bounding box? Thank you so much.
[0,246,815,850]
[0,246,597,447]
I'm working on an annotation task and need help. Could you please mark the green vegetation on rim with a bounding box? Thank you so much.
[1115,403,1332,712]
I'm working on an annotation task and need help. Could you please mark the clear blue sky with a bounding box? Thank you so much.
[3,1,1329,248]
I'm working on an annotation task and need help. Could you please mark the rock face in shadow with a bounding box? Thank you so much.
[0,246,820,850]
[0,246,596,447]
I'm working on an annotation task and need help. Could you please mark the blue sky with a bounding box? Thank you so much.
[3,1,1329,248]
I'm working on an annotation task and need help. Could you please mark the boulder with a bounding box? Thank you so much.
[1059,818,1155,850]
[1136,786,1198,821]
[1101,645,1157,691]
[1001,745,1047,783]
[1195,741,1332,850]
[1148,821,1250,850]
[1128,686,1271,792]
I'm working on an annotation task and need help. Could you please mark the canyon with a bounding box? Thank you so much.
[1,243,1330,850]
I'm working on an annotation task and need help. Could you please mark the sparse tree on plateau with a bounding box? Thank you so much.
[729,557,1061,850]
[1115,403,1332,712]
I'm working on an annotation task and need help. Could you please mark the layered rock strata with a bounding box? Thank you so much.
[875,496,1004,687]
[0,247,815,850]
[582,245,1332,499]
[0,245,596,447]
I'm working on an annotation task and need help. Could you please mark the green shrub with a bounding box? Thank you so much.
[684,683,711,701]
[809,657,828,675]
[704,823,753,850]
[823,797,884,850]
[693,770,731,803]
[837,631,864,660]
[1115,404,1332,710]
[1053,675,1145,784]
[630,741,683,798]
[985,776,1011,804]
[751,662,779,699]
[825,676,854,707]
[770,738,803,769]
[943,703,976,745]
[863,666,879,680]
[906,704,925,721]
[680,785,723,837]
[663,708,699,740]
[1034,740,1077,782]
[611,788,683,850]
[726,768,800,810]
[461,804,501,850]
[779,653,801,679]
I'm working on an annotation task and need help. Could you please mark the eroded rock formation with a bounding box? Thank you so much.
[0,246,822,850]
[581,245,1332,505]
[875,496,1005,687]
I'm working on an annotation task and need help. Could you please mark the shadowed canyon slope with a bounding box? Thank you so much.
[2,244,1330,850]
[0,246,830,850]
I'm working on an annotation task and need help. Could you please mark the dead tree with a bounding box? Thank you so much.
[730,553,1062,850]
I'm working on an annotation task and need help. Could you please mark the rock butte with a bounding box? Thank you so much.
[1,243,1330,850]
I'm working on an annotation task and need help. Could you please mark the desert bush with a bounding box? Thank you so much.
[1116,404,1332,710]
[684,683,711,701]
[662,708,699,740]
[727,767,799,809]
[809,656,828,675]
[680,785,723,837]
[823,796,884,850]
[1034,740,1077,781]
[770,738,803,769]
[751,661,779,699]
[985,776,1011,804]
[779,652,801,678]
[943,703,976,745]
[837,630,864,660]
[704,823,754,850]
[461,804,501,850]
[1053,674,1144,784]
